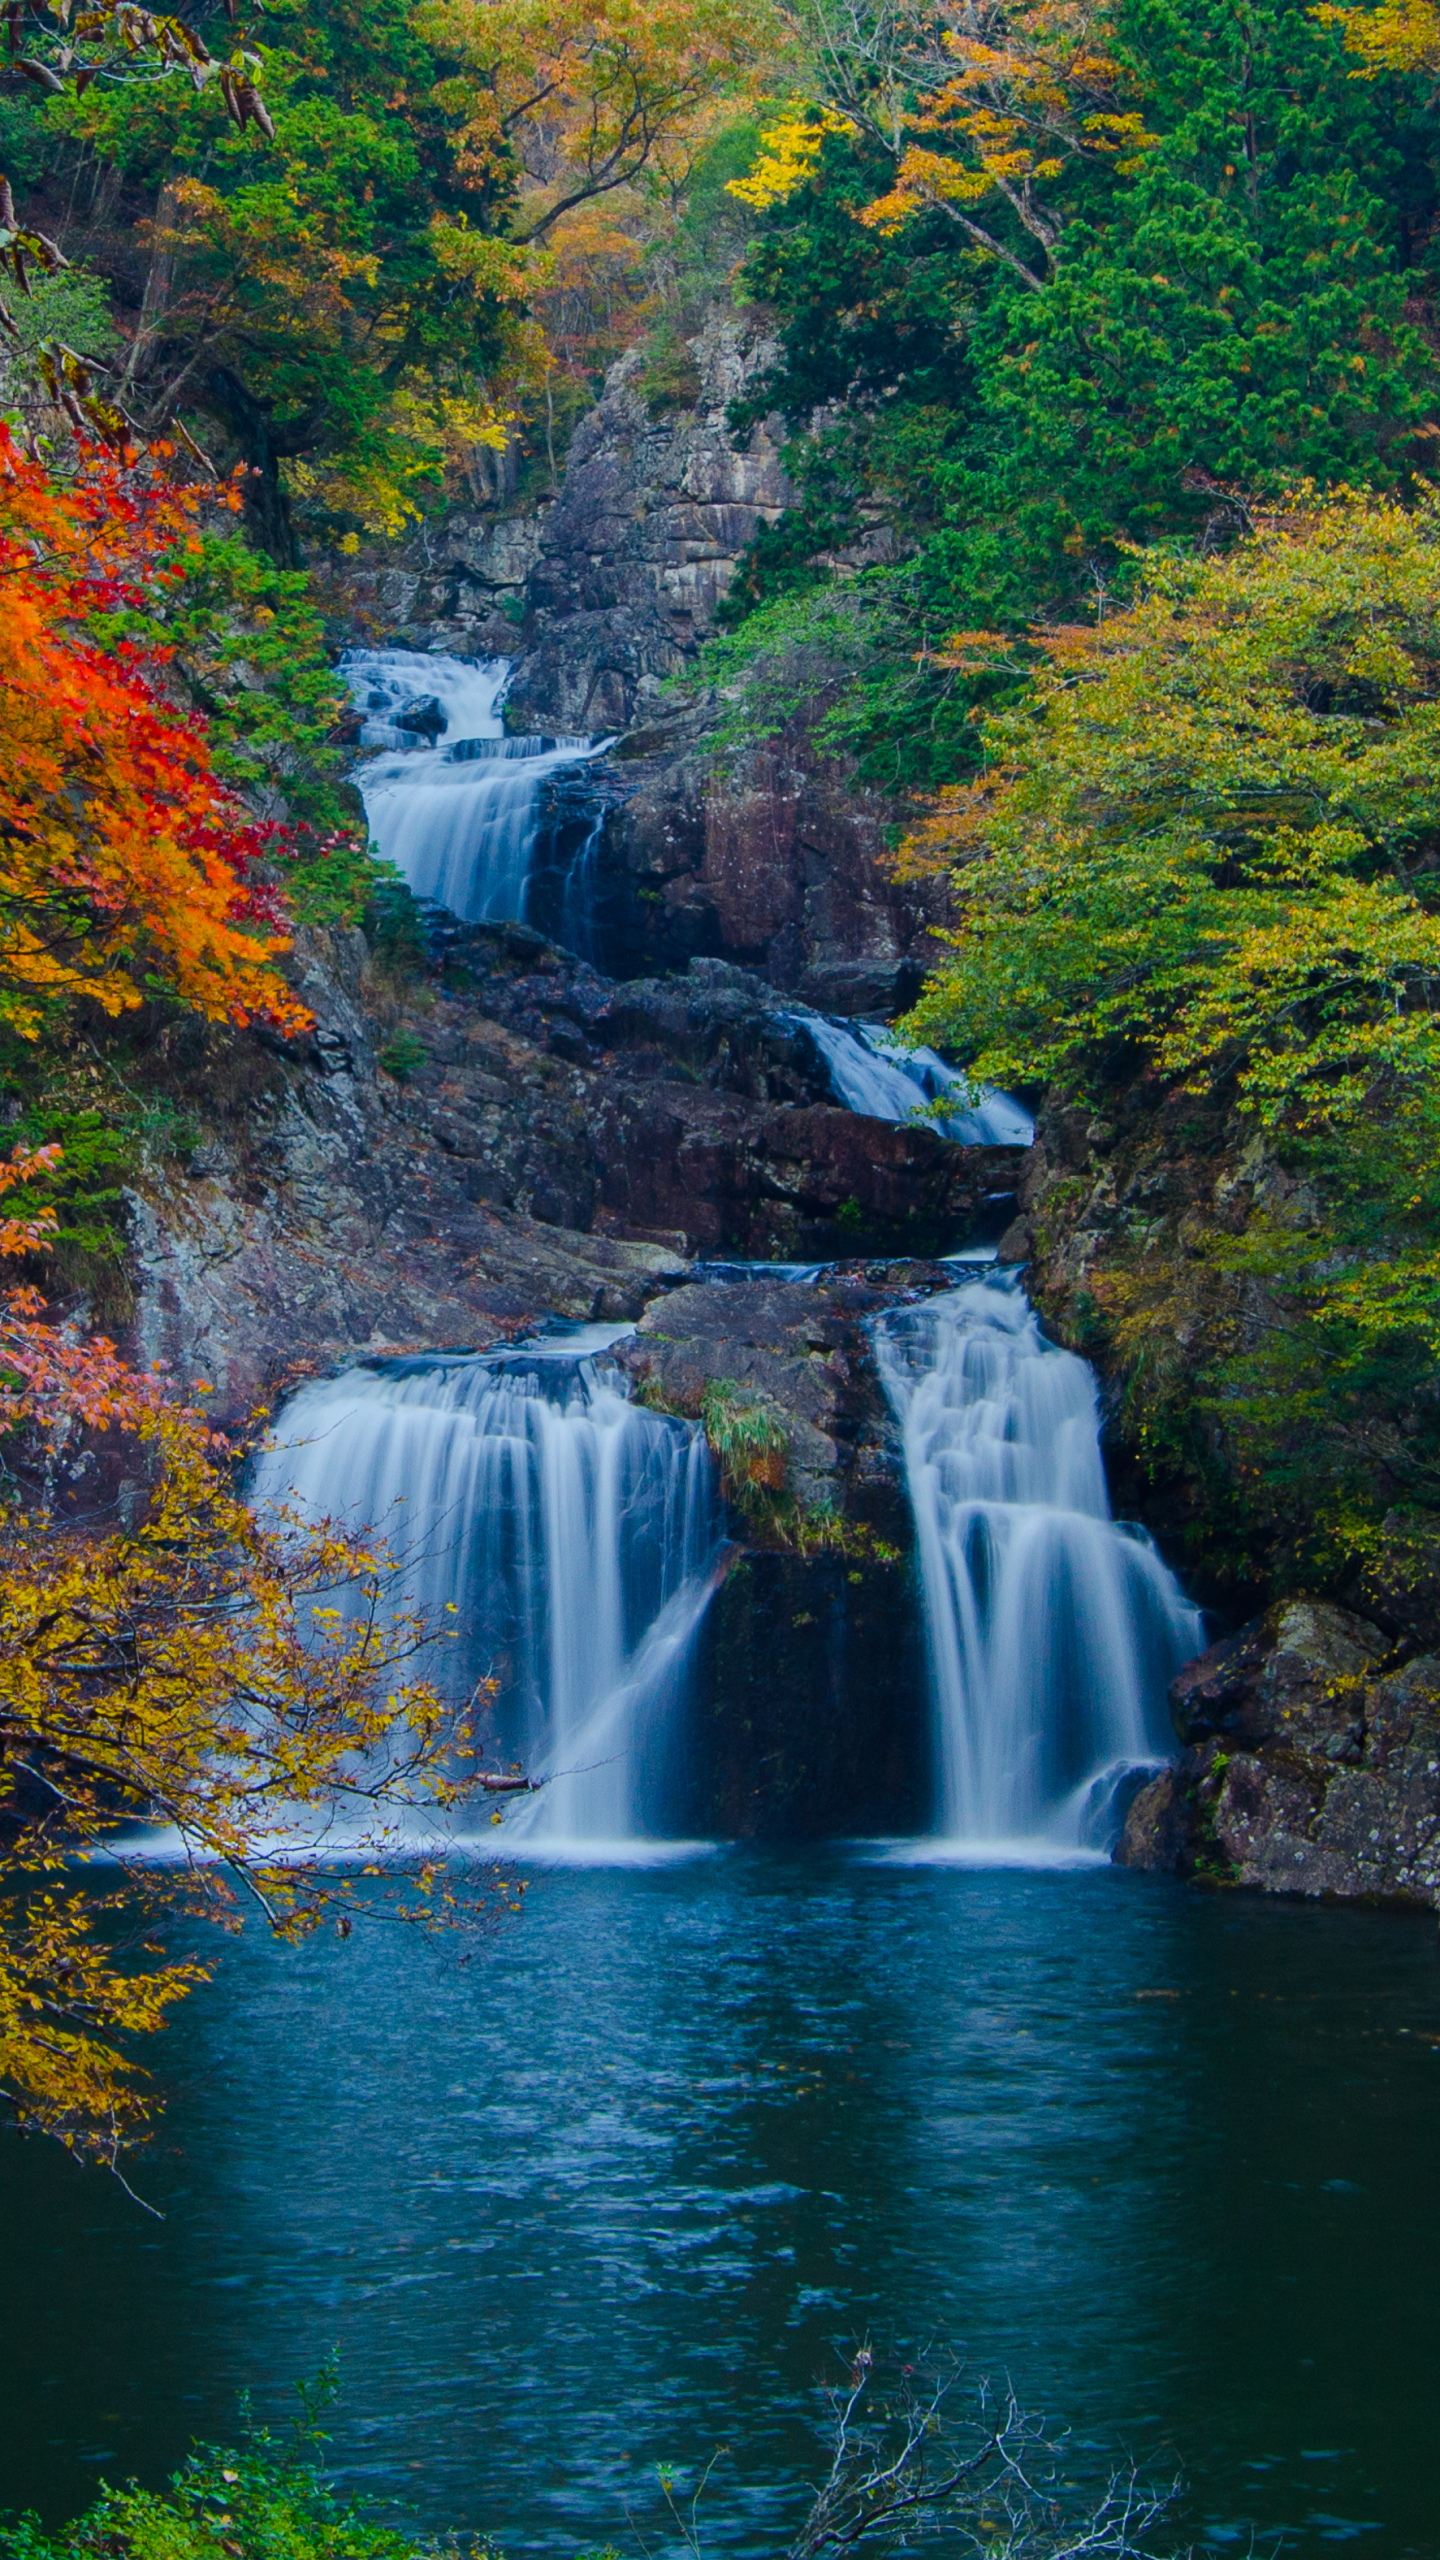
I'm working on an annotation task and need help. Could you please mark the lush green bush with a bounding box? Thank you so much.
[0,2396,499,2560]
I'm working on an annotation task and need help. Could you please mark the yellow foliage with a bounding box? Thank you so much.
[727,105,857,209]
[858,2,1157,254]
[906,486,1440,1111]
[0,1277,507,2172]
[420,0,781,244]
[1312,0,1440,71]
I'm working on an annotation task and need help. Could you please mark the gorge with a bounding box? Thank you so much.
[7,33,1440,2548]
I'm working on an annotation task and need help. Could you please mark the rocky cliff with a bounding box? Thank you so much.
[322,307,949,1001]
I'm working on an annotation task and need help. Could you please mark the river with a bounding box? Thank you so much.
[4,1856,1439,2557]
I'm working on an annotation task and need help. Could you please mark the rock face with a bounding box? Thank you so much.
[505,313,794,732]
[573,709,953,1005]
[618,1277,935,1837]
[1117,1601,1440,1906]
[125,929,689,1427]
[621,1276,920,1515]
[125,926,1015,1424]
[494,309,951,992]
[687,1546,931,1839]
[321,303,947,996]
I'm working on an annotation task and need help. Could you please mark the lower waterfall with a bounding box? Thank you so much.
[342,648,606,928]
[250,1337,721,1852]
[875,1274,1202,1857]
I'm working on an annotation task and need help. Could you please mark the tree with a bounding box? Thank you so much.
[732,0,1157,292]
[1312,0,1440,72]
[4,0,780,555]
[425,0,779,246]
[0,424,312,1042]
[900,486,1440,1135]
[900,484,1440,1552]
[0,1148,515,2178]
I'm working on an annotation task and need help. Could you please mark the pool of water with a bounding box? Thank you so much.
[4,1855,1439,2556]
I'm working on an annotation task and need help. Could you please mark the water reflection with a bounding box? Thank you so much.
[2,1859,1438,2558]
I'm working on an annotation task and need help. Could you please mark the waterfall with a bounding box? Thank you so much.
[792,1013,1034,1148]
[876,1275,1202,1858]
[250,1335,721,1853]
[558,812,604,965]
[343,648,607,928]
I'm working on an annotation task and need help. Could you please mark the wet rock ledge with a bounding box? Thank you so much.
[128,921,1018,1424]
[1121,1601,1440,1907]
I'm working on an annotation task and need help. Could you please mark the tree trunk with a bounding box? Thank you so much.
[200,365,314,567]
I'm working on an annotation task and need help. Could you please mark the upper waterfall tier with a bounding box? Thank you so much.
[876,1274,1202,1857]
[343,648,607,928]
[251,1337,720,1850]
[791,1013,1034,1148]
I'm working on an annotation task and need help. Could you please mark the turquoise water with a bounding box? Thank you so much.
[4,1856,1439,2555]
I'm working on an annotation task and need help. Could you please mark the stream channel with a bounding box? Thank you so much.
[2,654,1438,2559]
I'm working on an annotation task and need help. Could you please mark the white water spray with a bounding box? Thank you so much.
[876,1275,1201,1857]
[251,1337,720,1851]
[794,1013,1034,1148]
[343,648,607,926]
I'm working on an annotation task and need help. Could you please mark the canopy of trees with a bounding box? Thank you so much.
[1,0,775,554]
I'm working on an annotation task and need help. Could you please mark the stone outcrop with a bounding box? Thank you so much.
[686,1543,930,1839]
[573,707,953,1006]
[617,1277,935,1838]
[125,925,1015,1428]
[505,313,793,732]
[1118,1601,1440,1906]
[620,1276,921,1517]
[125,929,688,1426]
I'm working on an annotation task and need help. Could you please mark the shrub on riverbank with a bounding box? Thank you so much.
[0,2393,498,2560]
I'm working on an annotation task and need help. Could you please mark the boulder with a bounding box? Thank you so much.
[392,693,446,736]
[1117,1600,1440,1907]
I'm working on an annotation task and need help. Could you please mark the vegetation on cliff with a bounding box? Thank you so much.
[897,487,1440,1584]
[698,0,1440,1598]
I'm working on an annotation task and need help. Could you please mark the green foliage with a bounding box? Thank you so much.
[378,1030,429,1081]
[0,262,115,414]
[904,489,1440,1135]
[90,532,353,838]
[0,2377,494,2560]
[699,1376,790,1501]
[636,319,705,414]
[901,486,1440,1571]
[0,1049,207,1305]
[21,0,532,550]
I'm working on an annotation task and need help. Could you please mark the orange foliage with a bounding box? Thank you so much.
[0,431,310,1041]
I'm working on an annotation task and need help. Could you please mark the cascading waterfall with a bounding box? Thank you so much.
[875,1273,1202,1858]
[343,647,607,927]
[793,1012,1035,1148]
[251,1334,721,1852]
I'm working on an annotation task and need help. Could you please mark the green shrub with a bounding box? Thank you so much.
[0,2378,498,2560]
[378,1031,429,1083]
[699,1378,789,1503]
